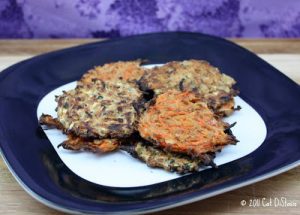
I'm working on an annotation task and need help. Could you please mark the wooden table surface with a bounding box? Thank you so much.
[0,39,299,215]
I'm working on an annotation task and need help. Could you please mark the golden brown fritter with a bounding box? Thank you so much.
[121,141,216,174]
[58,134,119,153]
[39,114,120,153]
[138,90,237,158]
[56,80,142,139]
[139,60,238,116]
[79,60,145,85]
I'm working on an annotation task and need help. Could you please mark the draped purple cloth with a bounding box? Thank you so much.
[1,0,300,38]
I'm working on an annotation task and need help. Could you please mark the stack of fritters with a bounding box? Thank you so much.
[40,60,239,174]
[139,60,238,116]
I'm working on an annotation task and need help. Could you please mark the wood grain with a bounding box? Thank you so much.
[0,39,300,56]
[0,39,299,215]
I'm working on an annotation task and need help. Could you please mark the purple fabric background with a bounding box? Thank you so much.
[1,0,300,38]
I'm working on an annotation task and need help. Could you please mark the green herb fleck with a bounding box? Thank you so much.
[63,102,69,108]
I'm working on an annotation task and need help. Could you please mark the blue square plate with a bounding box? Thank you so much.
[0,33,299,214]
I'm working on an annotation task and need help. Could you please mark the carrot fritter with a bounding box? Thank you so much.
[39,114,120,153]
[139,60,238,116]
[79,60,145,85]
[58,134,119,153]
[121,141,216,174]
[56,80,142,139]
[138,90,237,158]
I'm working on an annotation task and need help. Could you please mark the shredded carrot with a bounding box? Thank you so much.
[79,61,144,84]
[138,90,235,157]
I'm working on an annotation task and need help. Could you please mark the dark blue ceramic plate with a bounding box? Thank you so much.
[0,32,299,214]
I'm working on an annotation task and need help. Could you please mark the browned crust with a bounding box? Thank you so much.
[39,114,65,131]
[212,98,235,117]
[39,114,120,153]
[121,141,216,174]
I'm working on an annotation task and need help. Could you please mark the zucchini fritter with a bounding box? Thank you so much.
[56,80,142,139]
[139,60,238,116]
[121,141,216,174]
[79,60,145,85]
[138,90,237,158]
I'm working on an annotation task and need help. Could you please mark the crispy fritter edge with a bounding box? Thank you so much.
[120,140,217,174]
[39,114,120,153]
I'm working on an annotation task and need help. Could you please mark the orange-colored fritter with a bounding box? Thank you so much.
[58,134,119,153]
[139,60,238,116]
[39,114,120,153]
[138,90,237,158]
[79,60,145,85]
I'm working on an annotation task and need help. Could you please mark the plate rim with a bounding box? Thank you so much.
[1,149,299,215]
